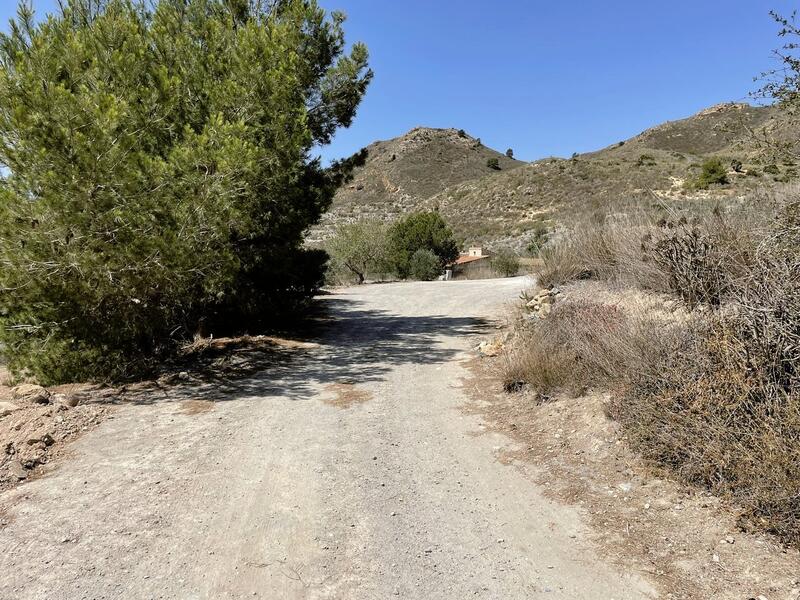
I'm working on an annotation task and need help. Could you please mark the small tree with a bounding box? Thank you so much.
[506,148,514,159]
[408,249,442,281]
[492,250,520,277]
[487,157,501,170]
[694,158,729,189]
[386,212,459,279]
[326,220,389,284]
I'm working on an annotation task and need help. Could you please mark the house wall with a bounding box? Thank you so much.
[452,258,497,280]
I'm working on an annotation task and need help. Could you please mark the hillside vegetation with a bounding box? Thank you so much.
[318,103,800,249]
[503,188,800,547]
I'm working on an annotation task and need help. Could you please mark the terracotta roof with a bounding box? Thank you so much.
[452,254,489,266]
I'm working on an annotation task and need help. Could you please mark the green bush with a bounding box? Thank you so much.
[386,212,459,279]
[636,154,657,167]
[0,0,371,384]
[693,158,729,189]
[408,249,442,281]
[492,250,520,277]
[486,157,500,170]
[764,164,781,175]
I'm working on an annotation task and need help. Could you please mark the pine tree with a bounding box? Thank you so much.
[0,0,371,383]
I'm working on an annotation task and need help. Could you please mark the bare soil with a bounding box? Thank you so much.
[0,371,109,492]
[322,382,374,409]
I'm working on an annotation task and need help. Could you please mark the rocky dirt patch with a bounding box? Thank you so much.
[463,350,800,600]
[0,334,323,494]
[0,375,108,492]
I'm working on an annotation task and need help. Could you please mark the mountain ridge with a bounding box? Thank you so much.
[314,103,798,248]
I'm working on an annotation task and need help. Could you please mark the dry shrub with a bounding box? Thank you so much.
[612,314,800,544]
[511,191,800,545]
[610,197,800,545]
[641,210,762,309]
[502,300,681,399]
[537,216,667,290]
[535,238,588,288]
[537,207,763,296]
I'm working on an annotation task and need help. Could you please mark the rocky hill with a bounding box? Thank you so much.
[308,127,522,242]
[612,102,777,155]
[315,103,799,249]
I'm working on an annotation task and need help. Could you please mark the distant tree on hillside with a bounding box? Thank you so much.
[694,158,729,189]
[506,148,514,158]
[386,212,459,279]
[0,0,371,383]
[487,157,501,170]
[636,154,657,167]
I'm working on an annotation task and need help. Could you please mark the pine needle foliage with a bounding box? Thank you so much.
[0,0,371,383]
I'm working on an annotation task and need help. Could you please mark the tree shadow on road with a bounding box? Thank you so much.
[83,296,495,406]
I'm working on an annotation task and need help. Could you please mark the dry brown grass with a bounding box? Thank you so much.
[322,382,373,409]
[502,300,683,399]
[536,203,767,293]
[537,216,668,290]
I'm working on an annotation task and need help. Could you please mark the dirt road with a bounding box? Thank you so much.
[0,277,658,599]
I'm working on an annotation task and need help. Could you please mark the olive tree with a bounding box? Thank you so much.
[326,219,389,284]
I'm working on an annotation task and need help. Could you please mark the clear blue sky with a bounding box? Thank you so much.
[3,1,796,163]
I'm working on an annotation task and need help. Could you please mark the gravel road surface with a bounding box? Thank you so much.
[0,277,657,599]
